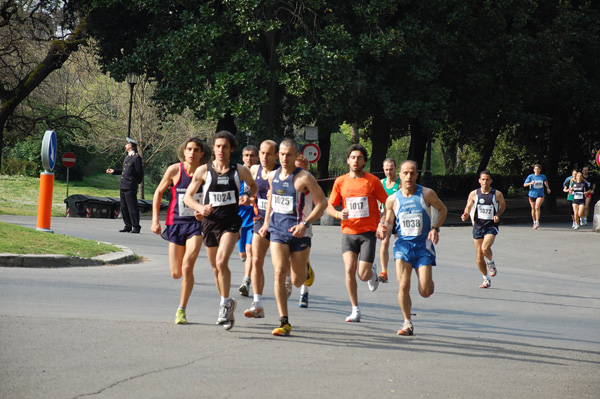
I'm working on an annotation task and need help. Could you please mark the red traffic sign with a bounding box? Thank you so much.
[62,152,76,168]
[596,150,600,168]
[301,143,321,164]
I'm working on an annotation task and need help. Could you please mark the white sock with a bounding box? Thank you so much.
[404,319,412,325]
[351,306,360,314]
[220,297,226,306]
[300,285,308,295]
[253,294,262,306]
[178,306,185,310]
[484,275,491,280]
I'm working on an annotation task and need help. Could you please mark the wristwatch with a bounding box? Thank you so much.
[302,221,311,228]
[431,226,440,233]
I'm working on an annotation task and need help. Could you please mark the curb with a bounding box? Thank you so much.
[0,244,135,268]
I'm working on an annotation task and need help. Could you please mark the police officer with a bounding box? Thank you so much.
[107,137,144,233]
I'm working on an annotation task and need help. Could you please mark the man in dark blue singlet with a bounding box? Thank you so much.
[259,139,327,336]
[243,140,278,319]
[184,131,257,331]
[461,170,506,289]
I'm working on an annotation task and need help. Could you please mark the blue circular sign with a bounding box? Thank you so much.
[41,130,57,171]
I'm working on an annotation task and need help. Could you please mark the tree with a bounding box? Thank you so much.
[0,0,86,170]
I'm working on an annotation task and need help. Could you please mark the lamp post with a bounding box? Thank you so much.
[126,72,139,139]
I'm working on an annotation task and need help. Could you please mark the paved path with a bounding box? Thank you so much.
[1,215,599,398]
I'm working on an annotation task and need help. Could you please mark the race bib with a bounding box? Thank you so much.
[477,204,494,220]
[178,192,202,217]
[399,212,423,237]
[209,190,236,207]
[272,194,294,214]
[573,192,584,200]
[346,196,369,219]
[533,180,543,189]
[257,197,268,211]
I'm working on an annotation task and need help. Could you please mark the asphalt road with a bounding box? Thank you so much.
[1,215,599,399]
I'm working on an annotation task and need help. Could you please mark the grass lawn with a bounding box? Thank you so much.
[0,221,121,257]
[0,173,155,217]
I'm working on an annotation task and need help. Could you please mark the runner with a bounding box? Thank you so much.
[183,131,257,331]
[523,164,551,229]
[326,144,389,322]
[238,145,259,296]
[378,158,400,283]
[259,138,327,336]
[295,153,312,308]
[581,166,596,226]
[563,169,578,229]
[569,171,589,230]
[150,137,208,324]
[244,140,278,319]
[460,170,506,288]
[377,160,447,336]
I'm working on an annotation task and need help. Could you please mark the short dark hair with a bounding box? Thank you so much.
[213,130,238,150]
[185,137,204,149]
[479,170,492,179]
[280,138,299,153]
[242,145,258,156]
[383,158,396,166]
[347,144,368,162]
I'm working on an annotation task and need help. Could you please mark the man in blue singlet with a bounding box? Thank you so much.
[184,131,257,331]
[259,138,327,336]
[377,160,447,336]
[243,140,278,319]
[461,170,506,289]
[238,145,259,297]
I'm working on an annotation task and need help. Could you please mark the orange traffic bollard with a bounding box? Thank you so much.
[36,171,54,233]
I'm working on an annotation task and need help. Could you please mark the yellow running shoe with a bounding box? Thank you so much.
[304,260,315,287]
[272,323,291,336]
[175,308,187,325]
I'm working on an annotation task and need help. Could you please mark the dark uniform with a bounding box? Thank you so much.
[112,150,144,232]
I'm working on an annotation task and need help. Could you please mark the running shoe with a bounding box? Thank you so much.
[305,260,315,287]
[378,271,389,283]
[239,277,250,297]
[285,276,293,299]
[345,309,361,322]
[583,218,588,226]
[574,224,580,230]
[397,322,414,336]
[272,323,292,336]
[480,278,491,288]
[244,302,265,318]
[487,260,497,277]
[175,308,187,325]
[216,304,227,324]
[368,263,379,292]
[222,298,237,330]
[533,221,539,230]
[299,292,309,308]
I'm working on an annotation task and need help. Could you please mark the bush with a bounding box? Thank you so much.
[1,158,40,177]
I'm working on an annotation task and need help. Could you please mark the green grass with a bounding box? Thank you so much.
[0,173,155,217]
[0,221,121,257]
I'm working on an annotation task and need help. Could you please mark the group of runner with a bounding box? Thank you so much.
[151,131,510,337]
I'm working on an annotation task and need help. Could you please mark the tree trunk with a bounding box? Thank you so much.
[407,120,427,171]
[316,122,333,193]
[545,125,563,211]
[369,109,391,175]
[351,124,360,144]
[216,113,237,135]
[472,128,500,190]
[0,20,86,171]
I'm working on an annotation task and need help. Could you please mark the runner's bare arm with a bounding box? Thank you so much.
[461,190,476,222]
[495,190,506,222]
[151,164,178,235]
[184,165,209,215]
[424,188,447,244]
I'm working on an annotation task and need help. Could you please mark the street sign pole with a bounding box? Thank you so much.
[37,130,57,233]
[61,152,76,199]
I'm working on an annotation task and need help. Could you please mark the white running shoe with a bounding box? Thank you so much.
[480,278,491,288]
[222,298,236,330]
[345,309,361,322]
[368,263,379,292]
[487,260,497,277]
